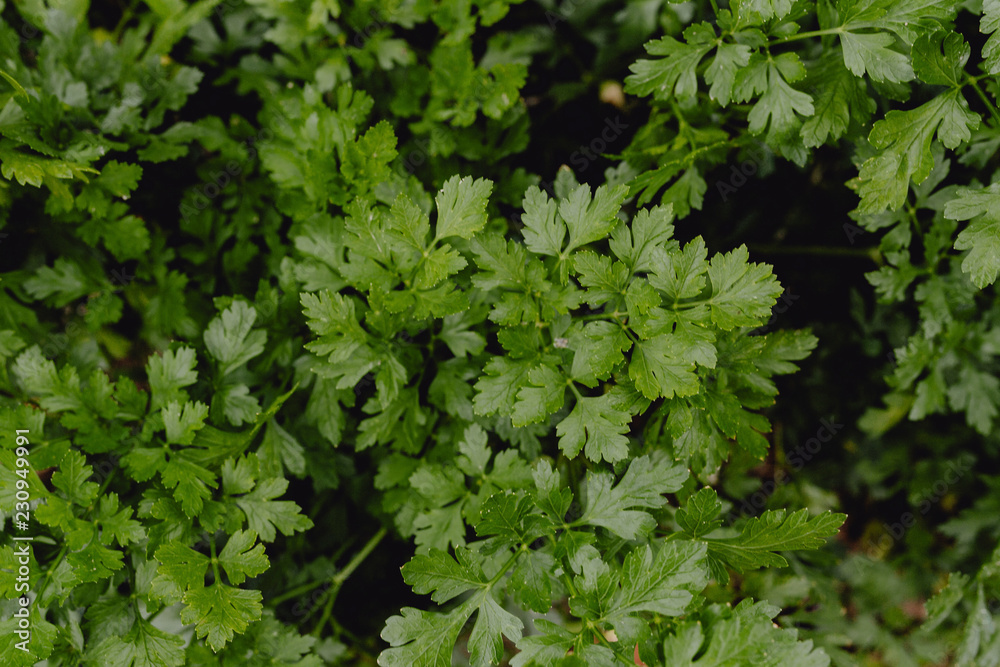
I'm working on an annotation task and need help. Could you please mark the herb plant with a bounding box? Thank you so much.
[1,0,999,665]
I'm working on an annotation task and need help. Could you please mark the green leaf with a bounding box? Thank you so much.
[943,184,1000,288]
[625,34,714,102]
[608,204,677,273]
[97,494,146,547]
[560,183,630,253]
[88,619,186,667]
[22,258,98,307]
[629,334,700,400]
[662,599,830,666]
[379,605,470,667]
[468,594,524,667]
[152,542,209,603]
[401,547,488,604]
[705,43,752,107]
[650,236,709,304]
[707,245,784,329]
[606,541,709,640]
[66,541,125,584]
[855,92,979,214]
[160,455,217,516]
[676,488,725,538]
[733,0,794,23]
[473,356,534,417]
[840,31,913,83]
[912,30,968,86]
[434,175,493,240]
[983,0,1000,75]
[512,364,567,427]
[946,366,1000,434]
[161,401,209,445]
[180,583,263,652]
[556,393,632,463]
[216,529,269,585]
[802,52,876,147]
[234,477,314,542]
[521,185,564,256]
[147,347,199,410]
[568,321,632,386]
[705,509,846,578]
[52,449,99,506]
[578,455,689,539]
[203,302,267,376]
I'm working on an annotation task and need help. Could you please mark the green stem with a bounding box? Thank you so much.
[747,243,883,263]
[209,536,221,583]
[311,526,388,637]
[768,27,844,46]
[487,549,524,588]
[270,537,354,605]
[35,467,119,604]
[967,77,1000,128]
[592,624,635,665]
[270,577,328,606]
[112,0,138,43]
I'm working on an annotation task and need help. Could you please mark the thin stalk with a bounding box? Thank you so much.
[272,539,357,606]
[311,526,388,637]
[35,468,119,603]
[967,77,1000,128]
[747,243,883,263]
[769,27,844,46]
[209,537,221,583]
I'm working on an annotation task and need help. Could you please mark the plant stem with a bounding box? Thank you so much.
[769,27,844,46]
[209,536,221,582]
[272,539,357,606]
[35,467,119,604]
[967,77,1000,128]
[311,526,388,637]
[747,243,882,263]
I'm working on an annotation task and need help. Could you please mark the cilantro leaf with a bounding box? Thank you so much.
[855,93,979,213]
[840,31,913,83]
[605,541,709,641]
[983,0,1000,74]
[217,529,269,585]
[380,605,469,667]
[676,487,725,538]
[707,245,784,329]
[662,599,830,666]
[625,33,714,102]
[434,175,493,241]
[556,393,632,463]
[180,584,263,653]
[578,455,689,539]
[88,619,185,667]
[629,334,700,400]
[147,347,199,410]
[703,508,846,581]
[203,302,267,376]
[234,477,314,542]
[943,184,1000,288]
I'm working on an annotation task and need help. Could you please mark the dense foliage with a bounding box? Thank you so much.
[1,0,1000,665]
